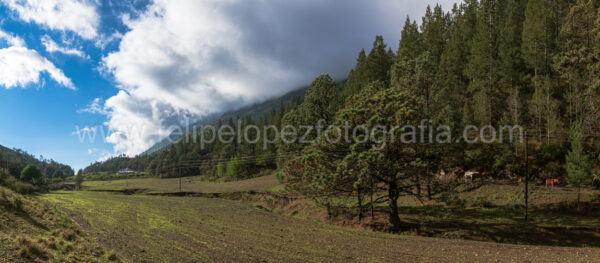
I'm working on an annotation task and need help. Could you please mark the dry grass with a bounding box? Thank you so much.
[0,185,120,263]
[42,190,600,262]
[83,174,282,193]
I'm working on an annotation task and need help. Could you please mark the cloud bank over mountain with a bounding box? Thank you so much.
[99,0,457,156]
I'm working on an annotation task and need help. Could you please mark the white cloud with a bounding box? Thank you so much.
[100,0,300,155]
[0,46,75,89]
[98,0,459,156]
[87,147,116,162]
[1,0,99,39]
[94,31,123,50]
[0,28,74,89]
[78,98,108,114]
[41,35,89,59]
[102,91,183,155]
[0,29,25,47]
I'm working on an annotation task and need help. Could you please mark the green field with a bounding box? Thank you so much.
[82,174,282,193]
[40,190,600,263]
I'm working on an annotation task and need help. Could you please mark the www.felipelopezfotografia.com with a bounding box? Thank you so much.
[73,120,525,150]
[2,0,600,262]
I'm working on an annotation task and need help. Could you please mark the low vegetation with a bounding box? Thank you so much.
[0,185,118,262]
[82,174,282,194]
[41,190,600,262]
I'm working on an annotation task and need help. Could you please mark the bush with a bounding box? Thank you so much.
[439,191,465,208]
[0,169,39,194]
[590,191,599,203]
[217,162,226,177]
[473,195,495,208]
[20,164,43,185]
[14,197,22,210]
[256,151,276,168]
[225,158,249,179]
[508,190,524,207]
[12,181,38,195]
[107,252,118,261]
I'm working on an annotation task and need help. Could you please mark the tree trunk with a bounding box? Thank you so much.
[388,181,401,232]
[415,173,421,197]
[426,164,432,200]
[357,188,363,222]
[370,178,375,220]
[578,185,581,205]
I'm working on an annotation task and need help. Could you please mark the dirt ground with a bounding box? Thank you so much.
[41,190,600,263]
[82,174,282,193]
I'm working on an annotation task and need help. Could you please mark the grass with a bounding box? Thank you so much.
[41,190,600,262]
[82,174,282,194]
[0,186,119,262]
[81,175,600,247]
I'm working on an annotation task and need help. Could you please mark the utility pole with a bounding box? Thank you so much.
[179,166,182,192]
[524,131,529,221]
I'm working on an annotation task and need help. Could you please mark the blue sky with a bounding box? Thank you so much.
[0,0,457,171]
[0,0,143,170]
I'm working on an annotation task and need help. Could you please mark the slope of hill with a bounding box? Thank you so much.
[141,86,308,156]
[0,145,74,180]
[0,184,118,262]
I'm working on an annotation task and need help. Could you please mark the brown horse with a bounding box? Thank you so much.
[545,178,559,190]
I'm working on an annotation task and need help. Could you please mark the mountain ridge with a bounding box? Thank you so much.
[140,86,309,156]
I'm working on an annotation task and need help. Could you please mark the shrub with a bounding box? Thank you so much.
[439,191,465,208]
[107,252,119,261]
[20,165,43,185]
[473,195,495,208]
[14,197,23,210]
[508,190,524,207]
[225,158,249,179]
[217,162,226,177]
[590,191,599,203]
[256,151,276,168]
[12,181,38,195]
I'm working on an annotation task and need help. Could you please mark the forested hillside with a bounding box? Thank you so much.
[83,87,308,176]
[0,145,74,180]
[141,87,308,156]
[84,0,600,217]
[283,0,600,231]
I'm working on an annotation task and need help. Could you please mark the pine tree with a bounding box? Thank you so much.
[522,0,561,140]
[438,1,478,128]
[391,17,422,94]
[465,0,499,126]
[555,0,599,128]
[522,0,557,76]
[365,36,393,87]
[344,49,367,98]
[566,125,594,204]
[497,0,526,127]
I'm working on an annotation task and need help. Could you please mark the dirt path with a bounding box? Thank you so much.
[41,191,600,263]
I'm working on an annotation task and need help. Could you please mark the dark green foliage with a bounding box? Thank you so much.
[344,36,394,98]
[75,173,84,189]
[83,87,308,179]
[0,168,38,194]
[277,75,342,169]
[566,125,594,203]
[0,145,74,180]
[20,165,43,185]
[81,1,600,223]
[225,158,242,179]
